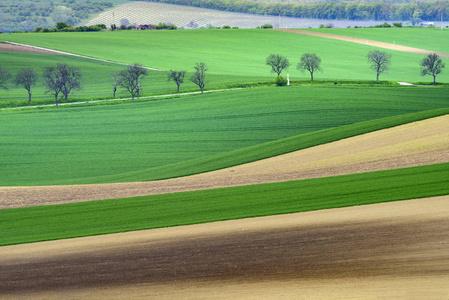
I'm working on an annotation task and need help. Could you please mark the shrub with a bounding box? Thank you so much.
[373,22,391,28]
[261,24,273,29]
[275,76,288,86]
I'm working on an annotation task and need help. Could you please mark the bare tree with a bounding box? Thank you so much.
[420,53,445,85]
[367,50,391,82]
[43,63,82,106]
[266,54,290,76]
[43,66,63,106]
[190,62,207,93]
[59,64,82,101]
[297,53,322,81]
[167,70,186,92]
[119,63,148,101]
[109,71,122,98]
[0,67,11,90]
[14,67,38,102]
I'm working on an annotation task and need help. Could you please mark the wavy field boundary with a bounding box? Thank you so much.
[1,114,448,209]
[2,196,448,299]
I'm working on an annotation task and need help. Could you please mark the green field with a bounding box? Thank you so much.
[1,28,449,247]
[1,86,449,186]
[0,50,268,104]
[1,162,448,246]
[2,29,448,86]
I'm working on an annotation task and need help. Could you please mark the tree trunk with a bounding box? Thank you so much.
[433,75,436,85]
[376,72,379,82]
[311,72,314,81]
[113,87,116,98]
[28,91,32,102]
[177,84,180,92]
[55,94,59,106]
[200,86,203,93]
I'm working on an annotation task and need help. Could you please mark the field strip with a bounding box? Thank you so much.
[0,43,61,55]
[0,88,243,111]
[1,196,448,299]
[275,29,449,59]
[0,41,164,71]
[1,114,448,209]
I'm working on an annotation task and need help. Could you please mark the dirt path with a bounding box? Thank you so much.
[1,196,448,299]
[1,114,448,209]
[275,29,449,59]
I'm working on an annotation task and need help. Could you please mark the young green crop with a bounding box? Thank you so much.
[1,86,449,186]
[0,50,270,103]
[1,162,448,246]
[2,29,447,83]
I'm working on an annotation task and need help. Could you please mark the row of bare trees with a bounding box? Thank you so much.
[167,62,208,93]
[0,62,209,105]
[266,52,445,84]
[0,64,82,105]
[108,62,208,101]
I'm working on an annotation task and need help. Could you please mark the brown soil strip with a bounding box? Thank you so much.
[275,29,449,59]
[0,43,60,55]
[1,196,448,299]
[1,115,448,209]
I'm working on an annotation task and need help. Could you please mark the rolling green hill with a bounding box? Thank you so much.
[1,86,448,186]
[2,29,448,86]
[1,26,448,248]
[2,162,448,245]
[0,50,266,104]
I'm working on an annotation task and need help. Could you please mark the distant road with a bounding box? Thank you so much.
[275,29,449,59]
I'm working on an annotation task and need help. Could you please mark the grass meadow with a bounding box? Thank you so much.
[1,162,448,246]
[1,86,448,186]
[0,50,267,104]
[2,29,448,87]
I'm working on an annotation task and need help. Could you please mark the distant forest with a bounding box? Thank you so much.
[2,0,448,33]
[0,0,114,32]
[146,0,449,22]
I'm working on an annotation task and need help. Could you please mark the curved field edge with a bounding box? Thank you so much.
[90,107,449,184]
[1,162,448,246]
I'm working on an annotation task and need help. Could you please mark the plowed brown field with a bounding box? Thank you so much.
[1,196,448,299]
[0,43,59,55]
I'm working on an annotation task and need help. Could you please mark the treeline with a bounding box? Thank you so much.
[145,0,449,22]
[33,22,107,33]
[0,0,113,33]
